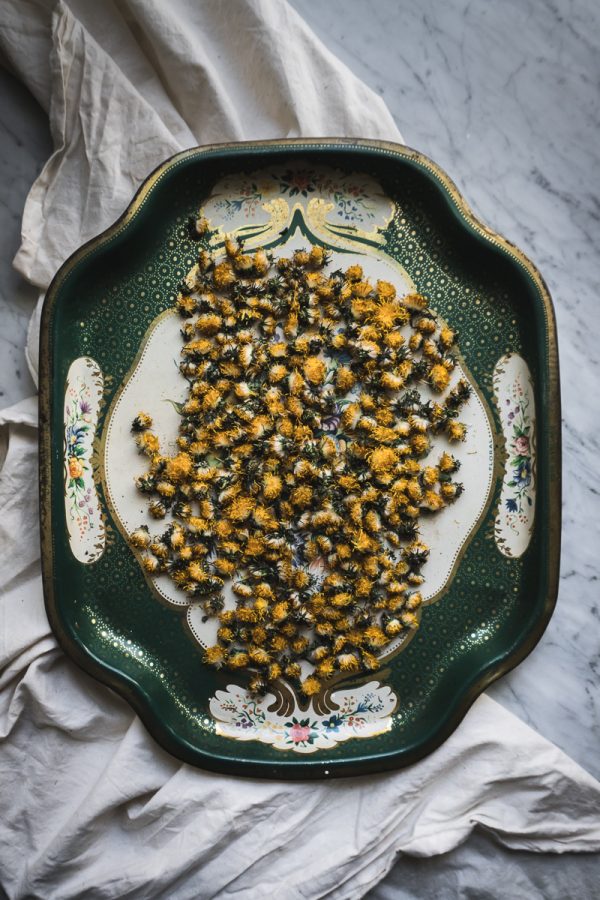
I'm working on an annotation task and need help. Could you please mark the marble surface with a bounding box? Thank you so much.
[1,0,599,896]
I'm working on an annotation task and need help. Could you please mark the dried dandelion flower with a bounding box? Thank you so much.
[367,446,399,477]
[338,652,360,672]
[204,645,226,667]
[303,356,327,385]
[429,364,450,392]
[335,366,355,393]
[131,412,153,432]
[446,421,467,442]
[129,240,469,694]
[148,500,166,519]
[300,675,321,696]
[130,526,151,549]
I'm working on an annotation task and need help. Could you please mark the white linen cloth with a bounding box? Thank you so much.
[0,2,599,898]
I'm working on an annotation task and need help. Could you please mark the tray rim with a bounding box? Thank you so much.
[39,138,561,778]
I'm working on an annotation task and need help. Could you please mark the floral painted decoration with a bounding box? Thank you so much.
[505,398,532,515]
[210,681,397,752]
[63,357,105,563]
[493,353,536,558]
[274,168,376,222]
[209,182,264,220]
[198,164,395,252]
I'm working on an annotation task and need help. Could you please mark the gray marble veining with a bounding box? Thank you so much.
[1,0,599,895]
[369,829,600,900]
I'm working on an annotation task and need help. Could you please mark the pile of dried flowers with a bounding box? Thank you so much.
[130,230,469,697]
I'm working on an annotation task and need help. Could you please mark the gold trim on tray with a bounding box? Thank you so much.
[39,139,561,777]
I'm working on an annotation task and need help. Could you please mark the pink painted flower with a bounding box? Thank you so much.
[515,435,530,455]
[289,722,311,743]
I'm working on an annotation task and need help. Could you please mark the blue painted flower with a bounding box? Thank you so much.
[513,458,531,488]
[66,423,87,449]
[322,714,343,733]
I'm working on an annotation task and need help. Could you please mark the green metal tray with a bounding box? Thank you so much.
[40,139,560,778]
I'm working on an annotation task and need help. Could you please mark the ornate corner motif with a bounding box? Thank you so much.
[493,353,536,557]
[64,357,106,563]
[200,163,395,250]
[209,680,397,753]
